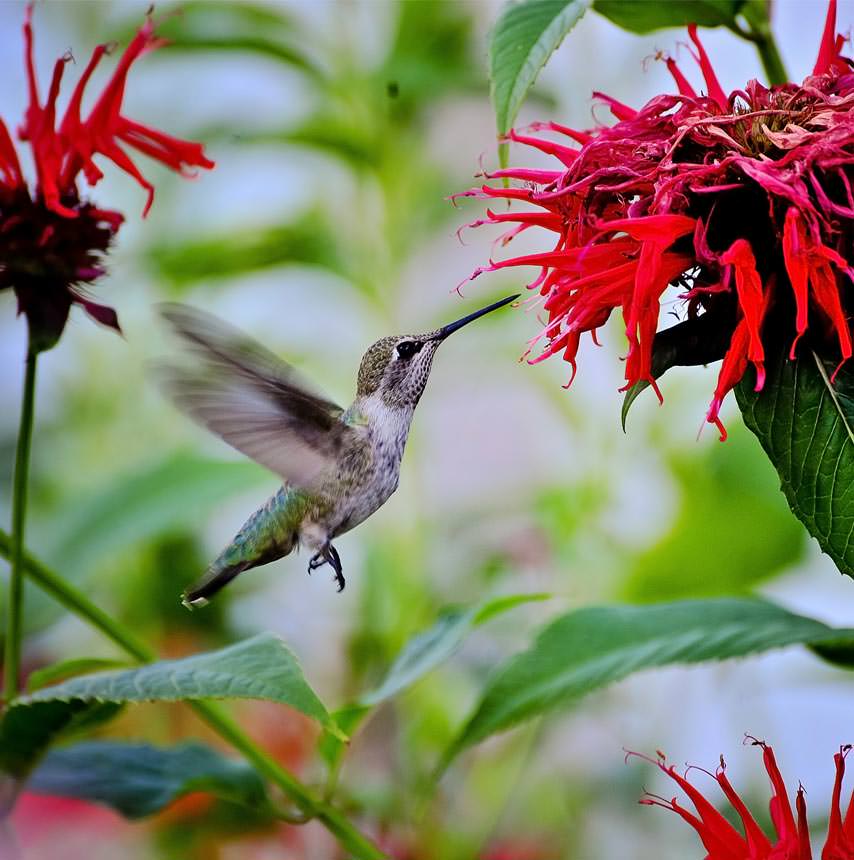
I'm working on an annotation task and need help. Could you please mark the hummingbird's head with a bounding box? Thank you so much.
[356,294,518,409]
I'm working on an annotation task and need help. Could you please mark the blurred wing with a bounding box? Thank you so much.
[158,303,356,490]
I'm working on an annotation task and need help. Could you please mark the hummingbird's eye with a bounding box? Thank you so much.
[396,340,422,360]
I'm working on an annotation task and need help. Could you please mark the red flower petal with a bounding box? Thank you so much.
[665,57,697,99]
[505,130,579,167]
[592,91,637,121]
[483,168,564,184]
[71,292,121,333]
[56,14,214,215]
[634,754,749,858]
[758,742,801,851]
[0,119,24,189]
[596,214,696,244]
[783,208,811,359]
[824,747,854,858]
[20,10,76,218]
[810,258,852,380]
[707,317,750,441]
[796,788,813,860]
[813,0,847,75]
[720,239,766,389]
[687,24,728,109]
[58,43,109,188]
[714,761,773,855]
[526,120,593,145]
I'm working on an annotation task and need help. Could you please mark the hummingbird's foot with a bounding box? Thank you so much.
[327,543,345,592]
[307,544,345,592]
[307,552,326,574]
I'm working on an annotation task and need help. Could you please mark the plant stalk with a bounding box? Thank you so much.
[0,532,153,663]
[4,350,37,704]
[191,700,385,858]
[0,529,387,860]
[734,12,789,86]
[754,31,788,86]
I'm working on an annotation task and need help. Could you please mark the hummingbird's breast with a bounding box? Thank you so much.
[316,397,413,539]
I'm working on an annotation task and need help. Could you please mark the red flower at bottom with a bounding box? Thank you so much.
[633,740,854,858]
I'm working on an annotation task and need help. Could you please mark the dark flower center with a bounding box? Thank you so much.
[0,188,121,350]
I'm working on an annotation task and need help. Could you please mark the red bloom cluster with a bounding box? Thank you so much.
[635,740,854,858]
[0,6,214,351]
[460,1,854,438]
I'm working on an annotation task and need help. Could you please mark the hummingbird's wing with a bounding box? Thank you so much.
[158,304,360,491]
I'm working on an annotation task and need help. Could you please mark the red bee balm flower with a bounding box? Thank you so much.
[0,7,214,352]
[460,0,854,439]
[634,741,854,858]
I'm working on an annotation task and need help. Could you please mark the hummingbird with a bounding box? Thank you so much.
[159,294,518,608]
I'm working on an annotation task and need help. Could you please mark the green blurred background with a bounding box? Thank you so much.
[1,1,853,857]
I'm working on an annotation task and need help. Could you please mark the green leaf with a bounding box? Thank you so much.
[593,0,743,33]
[27,658,131,692]
[359,610,475,708]
[0,701,122,781]
[735,348,854,577]
[17,633,339,736]
[317,705,368,771]
[360,593,549,707]
[28,741,268,819]
[810,638,854,669]
[620,381,649,431]
[445,598,854,763]
[473,592,551,624]
[489,0,590,139]
[148,212,347,291]
[319,594,548,771]
[44,453,269,581]
[739,0,772,32]
[7,639,322,792]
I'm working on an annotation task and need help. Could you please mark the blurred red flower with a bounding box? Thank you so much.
[11,792,136,860]
[460,0,854,439]
[634,740,854,858]
[0,6,214,351]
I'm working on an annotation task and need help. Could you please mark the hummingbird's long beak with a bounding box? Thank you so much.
[434,294,519,341]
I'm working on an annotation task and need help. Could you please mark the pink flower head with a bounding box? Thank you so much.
[1,5,214,351]
[460,0,854,439]
[632,740,854,858]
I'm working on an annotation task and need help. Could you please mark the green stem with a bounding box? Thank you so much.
[753,31,788,86]
[4,350,37,704]
[191,701,384,857]
[0,532,153,663]
[733,14,788,85]
[0,529,387,860]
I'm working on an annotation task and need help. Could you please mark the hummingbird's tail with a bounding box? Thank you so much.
[181,486,301,609]
[182,559,250,609]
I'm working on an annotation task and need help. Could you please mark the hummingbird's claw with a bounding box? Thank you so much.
[307,543,345,591]
[328,544,344,591]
